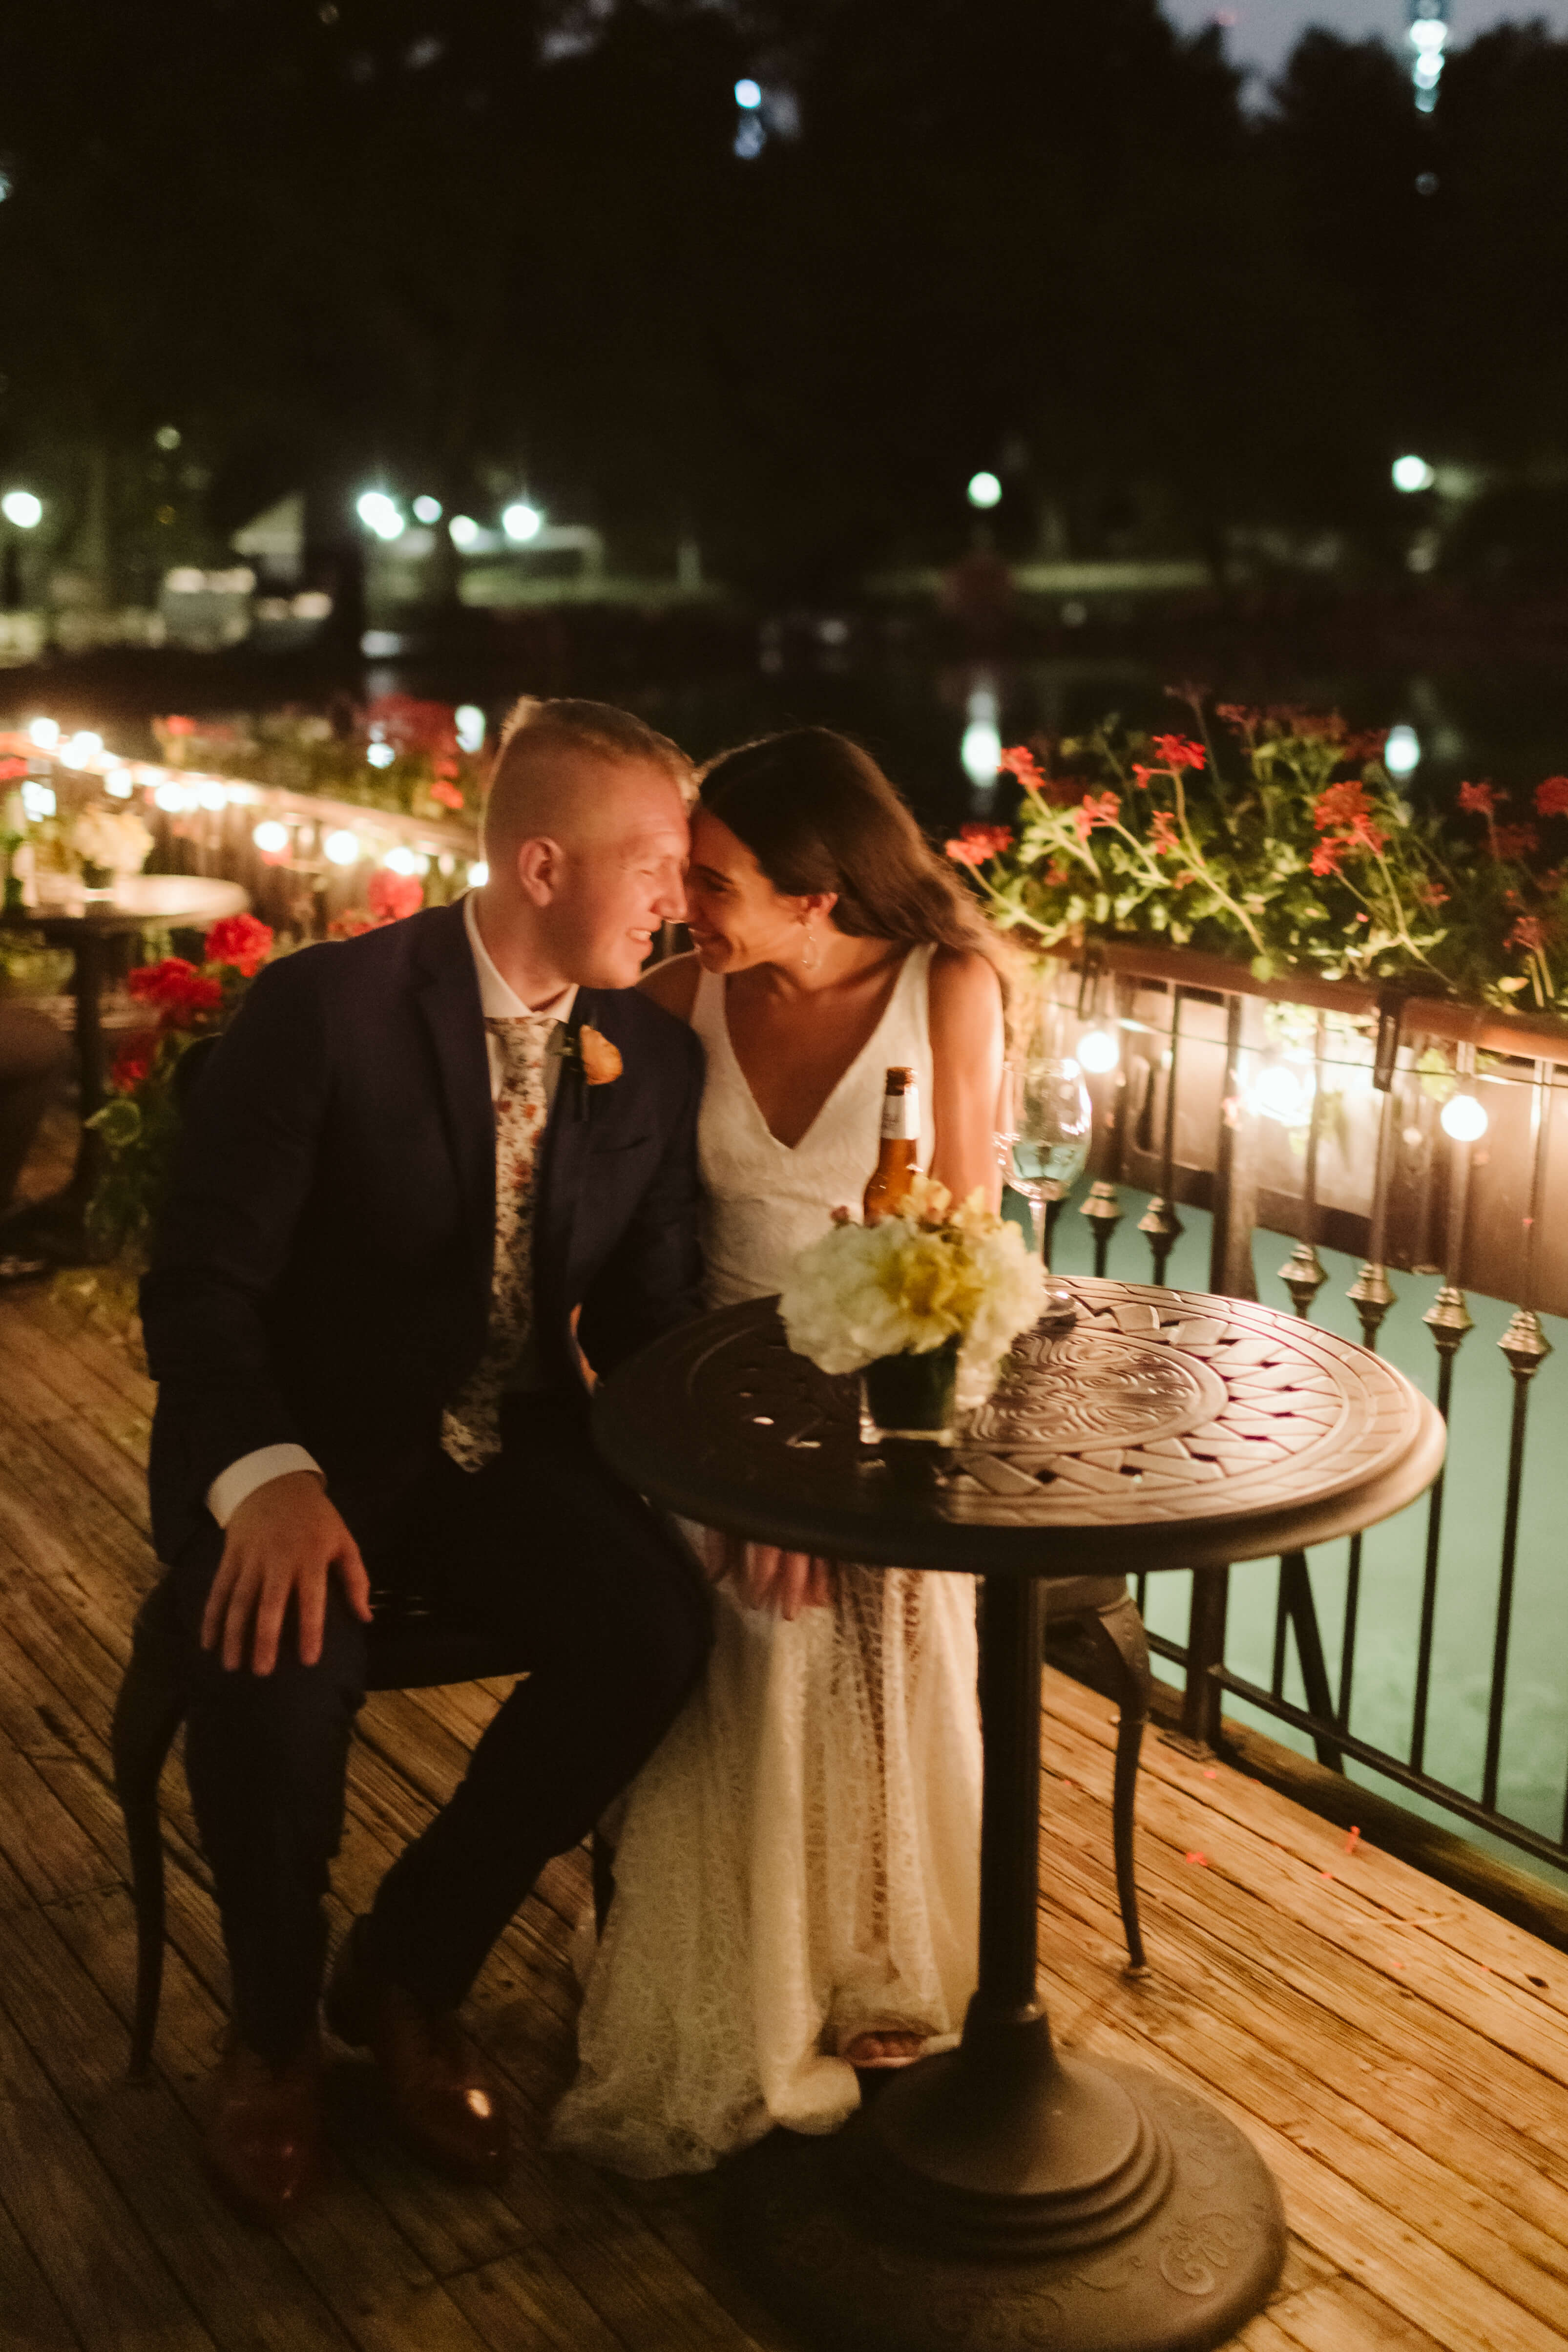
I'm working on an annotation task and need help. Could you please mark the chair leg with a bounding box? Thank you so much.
[111,1580,188,2079]
[1085,1595,1152,1973]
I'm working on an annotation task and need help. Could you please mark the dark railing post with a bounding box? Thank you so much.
[1170,1566,1229,1756]
[1278,1013,1328,1317]
[1138,987,1184,1284]
[1080,974,1128,1277]
[1209,992,1260,1302]
[1410,1049,1478,1773]
[1484,1062,1555,1815]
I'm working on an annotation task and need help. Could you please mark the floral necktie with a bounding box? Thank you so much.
[441,1011,561,1470]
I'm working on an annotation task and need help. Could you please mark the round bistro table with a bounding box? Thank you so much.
[18,874,248,1234]
[593,1275,1444,2352]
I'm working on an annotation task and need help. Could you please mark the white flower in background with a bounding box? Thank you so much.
[73,806,154,875]
[779,1175,1045,1409]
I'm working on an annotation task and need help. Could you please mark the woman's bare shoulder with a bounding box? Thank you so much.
[637,949,703,1022]
[927,944,1003,1033]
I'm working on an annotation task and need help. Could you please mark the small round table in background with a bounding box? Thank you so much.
[19,874,248,1233]
[595,1276,1444,2352]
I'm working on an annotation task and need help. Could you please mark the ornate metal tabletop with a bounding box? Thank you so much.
[595,1275,1444,1578]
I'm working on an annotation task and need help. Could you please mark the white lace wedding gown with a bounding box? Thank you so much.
[551,947,983,2178]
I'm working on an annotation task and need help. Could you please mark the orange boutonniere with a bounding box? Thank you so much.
[560,1021,622,1086]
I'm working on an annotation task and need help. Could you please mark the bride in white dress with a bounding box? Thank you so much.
[552,727,1006,2178]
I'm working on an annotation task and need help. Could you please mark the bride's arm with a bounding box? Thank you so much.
[928,948,1005,1211]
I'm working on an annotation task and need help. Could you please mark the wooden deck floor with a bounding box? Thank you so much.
[0,1283,1566,2352]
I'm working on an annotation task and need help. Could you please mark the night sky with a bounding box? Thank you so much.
[1163,0,1568,77]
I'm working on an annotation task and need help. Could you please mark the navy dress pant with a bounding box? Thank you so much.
[172,1396,710,2058]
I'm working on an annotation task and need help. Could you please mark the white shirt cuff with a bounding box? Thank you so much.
[207,1444,325,1529]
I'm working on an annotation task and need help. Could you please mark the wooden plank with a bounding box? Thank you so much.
[1035,1871,1568,2328]
[1040,1815,1568,2253]
[33,1409,153,1537]
[1039,1980,1568,2352]
[0,1732,122,1908]
[0,2168,84,2351]
[1045,1668,1568,2030]
[6,1289,156,1413]
[1269,2275,1453,2350]
[1036,1697,1568,2144]
[445,2247,627,2352]
[1,1889,503,2352]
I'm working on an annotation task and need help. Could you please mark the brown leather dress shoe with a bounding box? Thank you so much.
[203,2033,329,2226]
[325,1922,510,2184]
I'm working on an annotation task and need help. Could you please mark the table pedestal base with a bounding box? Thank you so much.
[735,2054,1284,2352]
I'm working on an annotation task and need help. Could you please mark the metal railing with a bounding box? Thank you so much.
[1034,946,1568,1880]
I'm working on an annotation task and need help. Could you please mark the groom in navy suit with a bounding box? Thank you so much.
[140,698,711,2220]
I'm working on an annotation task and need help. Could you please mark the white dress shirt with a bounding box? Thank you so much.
[204,895,578,1529]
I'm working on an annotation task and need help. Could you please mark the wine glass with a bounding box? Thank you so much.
[999,1051,1092,1272]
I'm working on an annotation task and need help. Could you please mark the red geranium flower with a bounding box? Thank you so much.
[127,957,224,1027]
[0,755,27,783]
[159,714,197,738]
[367,869,424,924]
[1418,880,1450,908]
[1071,791,1120,843]
[203,912,274,977]
[1313,779,1373,833]
[944,822,1013,868]
[1508,914,1551,955]
[362,694,459,760]
[1310,839,1345,879]
[1457,780,1497,818]
[998,745,1046,787]
[1150,734,1206,773]
[1149,808,1181,855]
[430,778,465,812]
[1492,824,1539,861]
[1534,777,1568,819]
[111,1046,152,1091]
[328,911,376,940]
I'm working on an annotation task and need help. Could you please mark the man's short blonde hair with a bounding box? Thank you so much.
[483,696,694,866]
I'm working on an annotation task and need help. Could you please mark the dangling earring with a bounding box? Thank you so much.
[799,918,818,972]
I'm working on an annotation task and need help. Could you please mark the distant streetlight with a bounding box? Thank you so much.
[449,515,481,548]
[734,78,762,107]
[1392,454,1436,494]
[502,501,542,543]
[1408,0,1448,111]
[1385,724,1421,777]
[967,470,1002,510]
[155,424,182,451]
[455,704,485,752]
[355,490,405,541]
[1,490,42,528]
[323,828,362,865]
[412,495,442,524]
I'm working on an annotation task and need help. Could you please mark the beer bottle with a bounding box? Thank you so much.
[862,1065,920,1223]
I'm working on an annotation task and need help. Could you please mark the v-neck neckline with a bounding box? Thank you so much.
[717,952,915,1155]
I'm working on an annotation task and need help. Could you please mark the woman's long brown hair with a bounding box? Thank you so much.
[698,727,1013,997]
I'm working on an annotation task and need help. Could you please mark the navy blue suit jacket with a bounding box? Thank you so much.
[139,901,706,1562]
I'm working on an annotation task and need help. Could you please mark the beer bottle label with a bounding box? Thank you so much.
[879,1083,920,1141]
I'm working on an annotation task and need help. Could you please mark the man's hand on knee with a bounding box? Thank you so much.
[203,1472,373,1675]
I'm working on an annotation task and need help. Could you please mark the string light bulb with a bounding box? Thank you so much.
[1077,1025,1120,1075]
[323,828,361,866]
[252,819,290,853]
[1440,1091,1487,1142]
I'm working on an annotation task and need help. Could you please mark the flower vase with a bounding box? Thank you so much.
[860,1335,961,1446]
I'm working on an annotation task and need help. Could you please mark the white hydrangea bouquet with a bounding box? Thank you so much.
[74,806,153,885]
[779,1175,1046,1439]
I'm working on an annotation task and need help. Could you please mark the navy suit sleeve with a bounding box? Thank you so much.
[139,950,331,1510]
[575,1022,706,1377]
